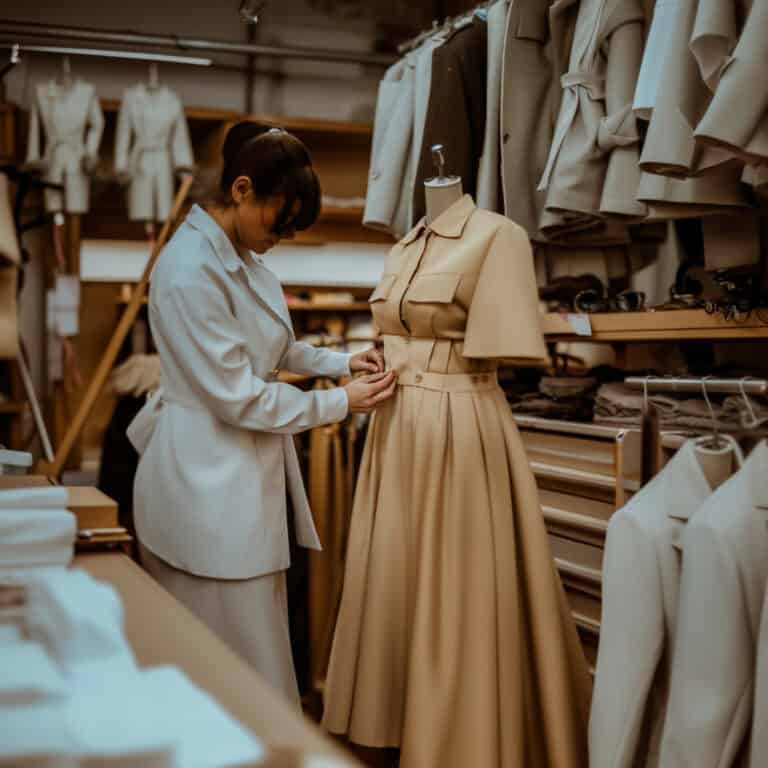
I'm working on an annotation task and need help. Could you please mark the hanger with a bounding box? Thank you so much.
[698,375,723,450]
[738,376,760,429]
[0,44,20,81]
[397,0,494,54]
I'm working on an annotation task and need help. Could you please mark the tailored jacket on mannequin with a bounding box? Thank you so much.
[26,80,104,214]
[133,205,351,580]
[660,442,768,768]
[590,440,715,768]
[115,84,194,223]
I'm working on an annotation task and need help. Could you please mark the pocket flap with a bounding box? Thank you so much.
[407,272,461,304]
[369,274,397,303]
[516,7,549,42]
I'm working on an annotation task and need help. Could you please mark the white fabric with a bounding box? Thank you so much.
[24,569,135,670]
[476,0,506,212]
[590,440,715,768]
[0,509,76,571]
[0,487,68,508]
[0,642,67,706]
[660,441,768,768]
[632,0,681,119]
[133,204,351,580]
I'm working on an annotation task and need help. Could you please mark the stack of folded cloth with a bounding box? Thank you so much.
[0,487,76,572]
[509,376,598,422]
[593,383,768,430]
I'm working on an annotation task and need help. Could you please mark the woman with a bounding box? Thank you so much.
[132,122,397,707]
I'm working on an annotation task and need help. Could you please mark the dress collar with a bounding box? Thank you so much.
[400,194,476,245]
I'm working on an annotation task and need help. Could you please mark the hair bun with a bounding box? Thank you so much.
[221,121,270,166]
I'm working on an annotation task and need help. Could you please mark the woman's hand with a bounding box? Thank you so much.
[345,371,398,414]
[350,348,385,375]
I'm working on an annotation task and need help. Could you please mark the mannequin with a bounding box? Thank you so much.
[147,63,160,91]
[693,436,739,490]
[425,144,463,224]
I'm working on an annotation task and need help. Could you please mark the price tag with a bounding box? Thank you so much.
[566,313,592,337]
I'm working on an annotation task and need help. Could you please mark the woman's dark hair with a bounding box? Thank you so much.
[217,121,321,233]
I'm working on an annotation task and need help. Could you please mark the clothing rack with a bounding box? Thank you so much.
[5,43,213,67]
[396,0,494,54]
[625,376,768,396]
[0,19,394,67]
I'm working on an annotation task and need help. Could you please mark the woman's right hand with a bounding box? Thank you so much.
[345,370,398,414]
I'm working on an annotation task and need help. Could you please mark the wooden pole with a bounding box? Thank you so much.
[38,175,194,478]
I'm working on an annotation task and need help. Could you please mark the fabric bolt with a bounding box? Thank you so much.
[25,79,104,214]
[659,441,768,768]
[115,83,194,222]
[476,0,506,213]
[500,0,566,240]
[132,204,351,580]
[0,508,76,571]
[538,0,647,238]
[0,173,20,266]
[695,0,768,165]
[363,58,415,238]
[590,440,715,768]
[139,543,301,710]
[412,18,487,225]
[323,195,590,768]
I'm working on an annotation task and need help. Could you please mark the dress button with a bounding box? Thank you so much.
[415,374,423,383]
[371,169,381,180]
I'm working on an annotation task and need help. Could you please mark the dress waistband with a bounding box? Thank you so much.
[397,369,498,393]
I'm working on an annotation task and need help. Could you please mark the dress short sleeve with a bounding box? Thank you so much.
[463,220,548,363]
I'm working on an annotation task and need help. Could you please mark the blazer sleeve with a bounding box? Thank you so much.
[114,91,132,175]
[171,98,195,171]
[153,282,349,434]
[84,89,104,164]
[280,342,352,378]
[463,220,548,362]
[590,513,665,768]
[25,93,42,165]
[659,520,754,768]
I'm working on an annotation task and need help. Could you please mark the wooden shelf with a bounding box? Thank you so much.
[542,309,768,341]
[287,301,370,312]
[320,205,364,222]
[101,100,242,124]
[0,400,26,415]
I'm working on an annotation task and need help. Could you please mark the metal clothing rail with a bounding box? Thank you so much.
[0,19,395,67]
[4,43,213,67]
[625,376,768,396]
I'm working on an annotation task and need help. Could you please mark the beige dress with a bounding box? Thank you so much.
[323,195,592,768]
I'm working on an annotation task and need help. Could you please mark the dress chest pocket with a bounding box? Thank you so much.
[405,272,463,337]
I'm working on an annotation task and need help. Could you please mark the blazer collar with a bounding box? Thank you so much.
[186,204,244,274]
[401,193,476,245]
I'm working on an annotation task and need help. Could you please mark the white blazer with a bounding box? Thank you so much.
[590,439,714,768]
[133,205,351,580]
[660,441,768,768]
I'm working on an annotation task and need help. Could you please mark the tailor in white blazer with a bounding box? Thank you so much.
[660,441,768,768]
[590,439,715,768]
[134,204,351,582]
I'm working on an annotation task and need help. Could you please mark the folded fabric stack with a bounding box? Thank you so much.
[510,376,598,423]
[0,487,76,572]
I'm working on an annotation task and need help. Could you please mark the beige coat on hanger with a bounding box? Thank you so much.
[115,84,194,223]
[660,441,768,768]
[133,205,351,580]
[363,58,414,239]
[591,440,715,768]
[26,79,104,214]
[538,0,646,238]
[696,0,768,165]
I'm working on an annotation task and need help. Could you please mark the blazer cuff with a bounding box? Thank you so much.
[323,350,353,377]
[317,386,349,424]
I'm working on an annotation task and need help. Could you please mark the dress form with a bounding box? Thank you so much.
[425,144,463,224]
[694,439,738,490]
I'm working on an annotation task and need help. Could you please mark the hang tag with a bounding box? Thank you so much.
[566,313,592,337]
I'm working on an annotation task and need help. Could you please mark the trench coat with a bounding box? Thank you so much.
[26,80,104,214]
[660,441,768,768]
[115,83,194,223]
[133,205,351,580]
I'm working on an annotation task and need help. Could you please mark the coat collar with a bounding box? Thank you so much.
[186,204,244,274]
[400,193,476,245]
[664,439,717,522]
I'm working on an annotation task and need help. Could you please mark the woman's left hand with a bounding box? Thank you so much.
[350,348,385,375]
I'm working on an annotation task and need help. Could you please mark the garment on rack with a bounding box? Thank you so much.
[591,439,716,768]
[25,79,104,214]
[323,195,590,768]
[115,84,194,223]
[412,17,488,225]
[659,441,768,768]
[500,0,565,239]
[0,173,20,266]
[695,0,768,166]
[538,0,647,239]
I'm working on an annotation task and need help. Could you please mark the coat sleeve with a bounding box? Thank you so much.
[84,89,104,164]
[153,282,349,434]
[280,342,352,378]
[114,91,132,175]
[463,221,548,363]
[659,520,754,768]
[589,512,665,768]
[25,93,41,165]
[171,98,195,171]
